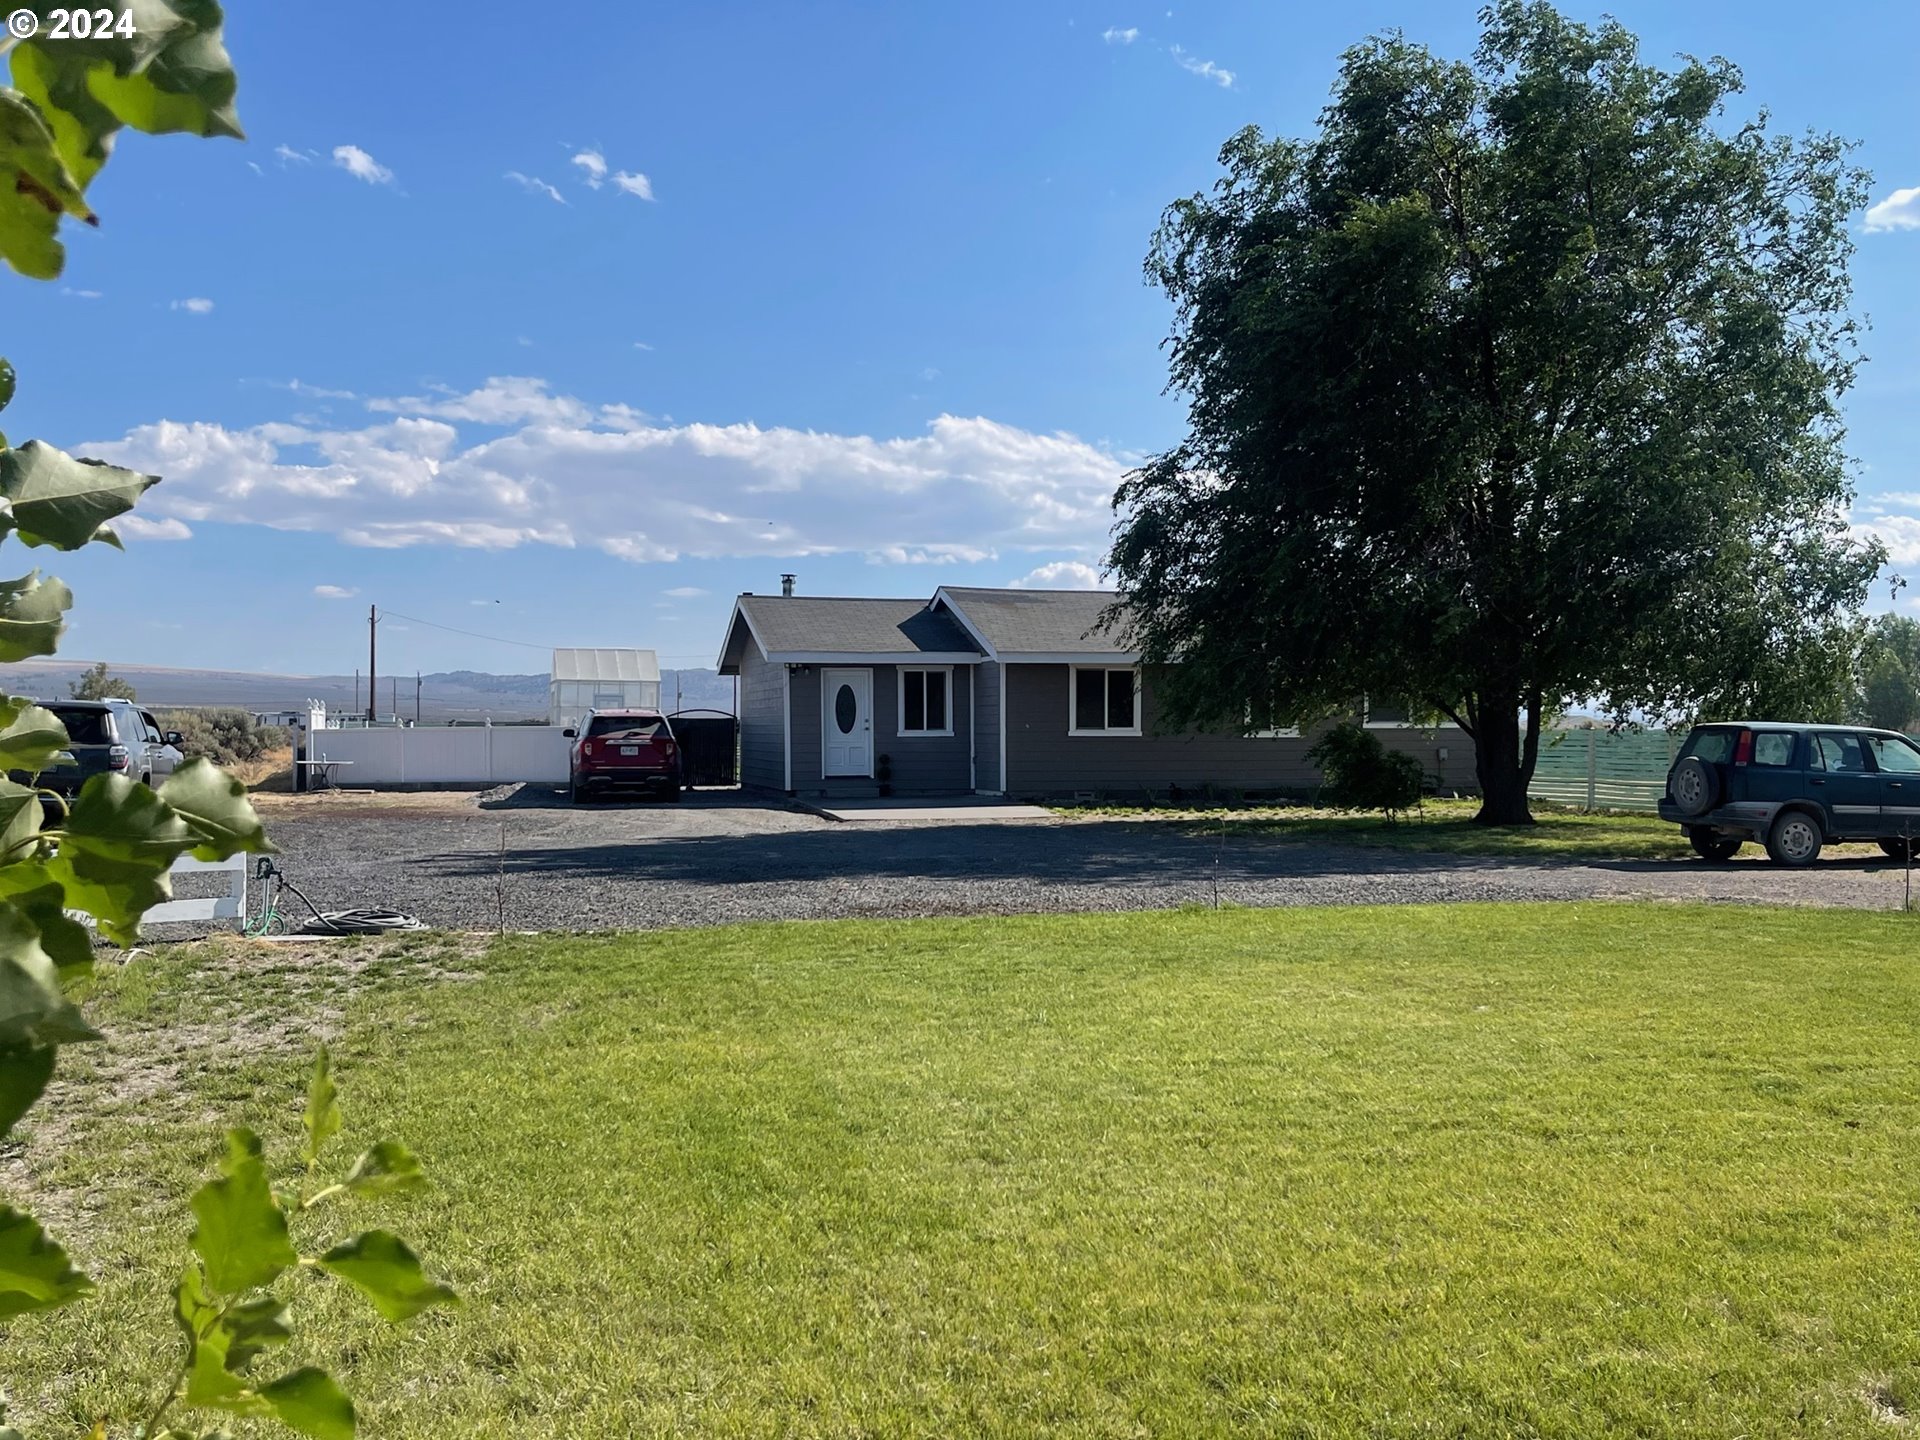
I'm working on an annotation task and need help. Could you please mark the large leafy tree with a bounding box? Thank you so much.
[1853,614,1920,732]
[1109,1,1882,823]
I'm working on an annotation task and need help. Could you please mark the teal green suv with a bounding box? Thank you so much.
[1660,722,1920,866]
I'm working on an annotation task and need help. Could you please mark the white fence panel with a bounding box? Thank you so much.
[71,853,248,929]
[307,726,569,786]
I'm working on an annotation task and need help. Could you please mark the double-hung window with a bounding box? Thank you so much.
[1070,666,1140,736]
[898,667,952,737]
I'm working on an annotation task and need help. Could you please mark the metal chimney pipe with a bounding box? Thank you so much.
[781,573,796,597]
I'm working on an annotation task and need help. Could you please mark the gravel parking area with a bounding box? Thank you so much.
[180,784,1920,936]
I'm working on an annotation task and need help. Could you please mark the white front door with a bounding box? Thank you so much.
[821,668,873,777]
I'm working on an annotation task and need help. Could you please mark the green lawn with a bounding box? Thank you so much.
[1065,797,1715,859]
[11,906,1920,1437]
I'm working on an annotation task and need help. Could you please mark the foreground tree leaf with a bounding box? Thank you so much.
[0,440,160,550]
[317,1230,456,1323]
[257,1367,354,1440]
[0,1203,92,1316]
[0,1039,54,1137]
[342,1140,426,1198]
[0,900,98,1047]
[188,1129,296,1294]
[158,759,272,861]
[302,1047,340,1167]
[0,695,70,775]
[0,570,72,662]
[49,773,195,941]
[0,87,93,278]
[0,777,42,862]
[1,869,96,975]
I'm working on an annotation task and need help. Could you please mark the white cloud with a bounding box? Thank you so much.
[1865,187,1920,233]
[84,384,1132,568]
[611,171,654,201]
[333,145,396,187]
[171,297,214,315]
[1170,44,1234,87]
[663,586,707,598]
[278,379,357,401]
[571,149,608,187]
[313,584,359,599]
[1102,26,1138,43]
[60,287,102,299]
[1011,560,1106,590]
[274,144,315,165]
[116,514,193,541]
[365,376,592,427]
[633,341,655,351]
[505,171,566,204]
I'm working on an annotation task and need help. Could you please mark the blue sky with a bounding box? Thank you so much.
[11,0,1920,677]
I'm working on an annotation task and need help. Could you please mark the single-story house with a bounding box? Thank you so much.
[715,585,1475,800]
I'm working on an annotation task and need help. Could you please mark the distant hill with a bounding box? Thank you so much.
[0,660,735,721]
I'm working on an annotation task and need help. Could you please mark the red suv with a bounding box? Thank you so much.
[564,709,682,803]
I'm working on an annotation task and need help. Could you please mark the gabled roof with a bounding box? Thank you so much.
[934,587,1133,659]
[551,648,660,683]
[716,595,982,672]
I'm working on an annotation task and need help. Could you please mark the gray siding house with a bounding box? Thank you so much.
[716,586,1475,800]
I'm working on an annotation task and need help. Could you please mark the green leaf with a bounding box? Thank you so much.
[0,778,42,861]
[0,87,93,279]
[0,358,16,413]
[302,1047,340,1167]
[342,1140,425,1198]
[0,1202,92,1316]
[0,1040,53,1136]
[258,1368,354,1440]
[49,772,195,942]
[0,696,71,775]
[158,759,272,861]
[189,1128,296,1294]
[317,1230,456,1323]
[13,0,242,193]
[0,570,72,662]
[6,874,95,976]
[0,440,160,550]
[0,899,97,1047]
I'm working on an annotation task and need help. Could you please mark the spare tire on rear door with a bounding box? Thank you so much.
[1670,755,1719,816]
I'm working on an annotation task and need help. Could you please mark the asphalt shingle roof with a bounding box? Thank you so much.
[938,587,1131,655]
[738,595,978,656]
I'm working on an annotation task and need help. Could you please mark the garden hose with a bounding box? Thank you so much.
[244,856,427,936]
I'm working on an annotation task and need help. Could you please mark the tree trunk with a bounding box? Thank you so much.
[1471,694,1536,826]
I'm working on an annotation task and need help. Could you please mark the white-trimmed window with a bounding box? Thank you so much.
[1070,665,1141,736]
[1363,700,1415,728]
[898,666,953,737]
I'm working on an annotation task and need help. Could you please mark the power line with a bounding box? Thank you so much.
[376,609,551,652]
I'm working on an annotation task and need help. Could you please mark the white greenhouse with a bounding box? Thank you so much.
[550,648,662,728]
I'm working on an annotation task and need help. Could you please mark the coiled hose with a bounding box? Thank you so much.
[244,857,427,936]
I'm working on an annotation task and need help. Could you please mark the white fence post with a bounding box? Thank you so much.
[1585,729,1597,811]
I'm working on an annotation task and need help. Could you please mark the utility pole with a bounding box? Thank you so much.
[353,668,359,716]
[367,604,378,724]
[415,670,422,726]
[391,676,398,722]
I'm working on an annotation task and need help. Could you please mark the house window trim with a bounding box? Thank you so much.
[1362,698,1418,729]
[896,665,955,739]
[1068,664,1143,737]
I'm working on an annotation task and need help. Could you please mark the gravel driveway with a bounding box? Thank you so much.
[197,786,1920,935]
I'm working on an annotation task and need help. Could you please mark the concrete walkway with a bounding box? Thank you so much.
[807,798,1059,823]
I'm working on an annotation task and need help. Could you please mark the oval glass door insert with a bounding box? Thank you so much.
[834,684,857,734]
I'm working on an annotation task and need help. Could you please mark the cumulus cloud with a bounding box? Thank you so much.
[1170,44,1234,87]
[1011,560,1106,590]
[505,171,566,204]
[611,171,654,200]
[1102,26,1138,43]
[171,297,214,315]
[116,514,193,541]
[333,145,396,186]
[313,584,359,599]
[1866,187,1920,233]
[83,382,1131,568]
[1854,497,1920,564]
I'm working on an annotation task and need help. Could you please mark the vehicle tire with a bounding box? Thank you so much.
[664,783,681,803]
[570,779,588,804]
[1765,809,1824,867]
[1670,756,1718,817]
[1688,829,1741,862]
[1880,838,1913,862]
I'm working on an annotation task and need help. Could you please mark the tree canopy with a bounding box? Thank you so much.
[1108,0,1883,823]
[67,659,136,700]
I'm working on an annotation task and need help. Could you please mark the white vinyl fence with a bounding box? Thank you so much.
[306,726,570,786]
